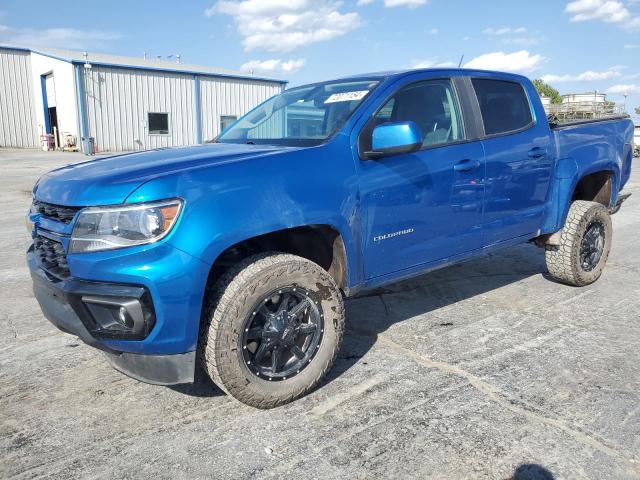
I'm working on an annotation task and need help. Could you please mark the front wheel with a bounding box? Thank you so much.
[545,200,613,287]
[200,253,344,408]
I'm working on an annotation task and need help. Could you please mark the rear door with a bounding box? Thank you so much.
[471,78,553,246]
[356,76,485,279]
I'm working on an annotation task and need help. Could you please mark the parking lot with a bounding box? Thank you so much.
[0,148,639,480]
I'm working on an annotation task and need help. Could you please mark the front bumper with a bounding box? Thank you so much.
[28,248,197,385]
[104,350,195,386]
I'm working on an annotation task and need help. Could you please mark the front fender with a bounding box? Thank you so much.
[125,141,363,289]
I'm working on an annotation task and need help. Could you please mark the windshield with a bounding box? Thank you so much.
[217,79,380,147]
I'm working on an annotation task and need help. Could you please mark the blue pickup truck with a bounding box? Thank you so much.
[27,69,634,408]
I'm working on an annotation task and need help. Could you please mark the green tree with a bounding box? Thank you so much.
[533,79,563,104]
[635,106,640,115]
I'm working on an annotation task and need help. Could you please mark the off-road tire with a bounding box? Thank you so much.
[545,200,612,286]
[200,253,344,408]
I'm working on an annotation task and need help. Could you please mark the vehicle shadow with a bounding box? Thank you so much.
[171,242,547,399]
[169,366,225,398]
[324,242,548,384]
[510,463,555,479]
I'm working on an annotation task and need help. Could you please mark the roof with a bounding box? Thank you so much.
[319,67,530,87]
[0,44,287,85]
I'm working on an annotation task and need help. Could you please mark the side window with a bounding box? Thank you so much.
[471,79,533,136]
[371,79,464,147]
[374,98,395,126]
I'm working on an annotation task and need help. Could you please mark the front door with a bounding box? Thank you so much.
[357,78,485,279]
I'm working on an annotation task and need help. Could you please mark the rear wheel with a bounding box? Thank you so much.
[545,200,612,286]
[200,253,344,408]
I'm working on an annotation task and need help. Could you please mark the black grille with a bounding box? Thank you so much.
[32,201,80,224]
[33,236,70,278]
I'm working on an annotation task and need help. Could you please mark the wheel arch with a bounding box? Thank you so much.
[548,165,619,235]
[204,224,350,295]
[571,169,616,207]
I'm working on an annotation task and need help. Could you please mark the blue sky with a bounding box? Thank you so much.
[1,0,639,122]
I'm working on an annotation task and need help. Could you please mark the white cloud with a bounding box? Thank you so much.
[384,0,428,7]
[501,36,542,47]
[624,44,640,48]
[483,26,527,35]
[565,0,640,30]
[607,83,640,94]
[483,26,542,47]
[429,28,439,35]
[464,50,546,74]
[0,12,121,51]
[542,66,624,83]
[205,0,361,52]
[0,25,122,50]
[409,58,456,69]
[240,58,306,74]
[203,5,217,17]
[357,0,426,5]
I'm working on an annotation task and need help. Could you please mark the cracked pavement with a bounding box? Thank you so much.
[1,149,639,479]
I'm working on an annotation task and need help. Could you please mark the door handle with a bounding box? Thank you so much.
[453,159,480,172]
[528,147,546,159]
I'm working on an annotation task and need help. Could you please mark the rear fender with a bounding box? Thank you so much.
[542,158,619,233]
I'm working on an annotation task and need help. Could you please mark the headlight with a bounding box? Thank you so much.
[70,199,183,253]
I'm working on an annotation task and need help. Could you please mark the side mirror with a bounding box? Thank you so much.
[365,121,423,159]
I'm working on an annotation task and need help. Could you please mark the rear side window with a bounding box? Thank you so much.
[472,79,533,136]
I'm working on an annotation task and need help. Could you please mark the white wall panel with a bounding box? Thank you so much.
[0,49,38,148]
[82,66,196,152]
[200,77,282,142]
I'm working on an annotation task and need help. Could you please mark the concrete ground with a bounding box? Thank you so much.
[0,148,639,480]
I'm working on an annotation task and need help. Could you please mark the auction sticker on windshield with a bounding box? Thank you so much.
[324,91,370,103]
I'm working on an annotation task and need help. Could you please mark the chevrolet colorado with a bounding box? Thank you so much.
[27,69,634,408]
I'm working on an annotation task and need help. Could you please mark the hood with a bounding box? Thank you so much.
[34,143,297,206]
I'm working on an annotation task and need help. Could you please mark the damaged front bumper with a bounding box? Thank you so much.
[28,248,195,385]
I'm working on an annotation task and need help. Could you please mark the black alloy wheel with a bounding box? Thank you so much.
[580,220,605,272]
[241,286,324,381]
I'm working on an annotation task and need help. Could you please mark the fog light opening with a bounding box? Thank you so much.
[81,294,153,339]
[117,306,134,329]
